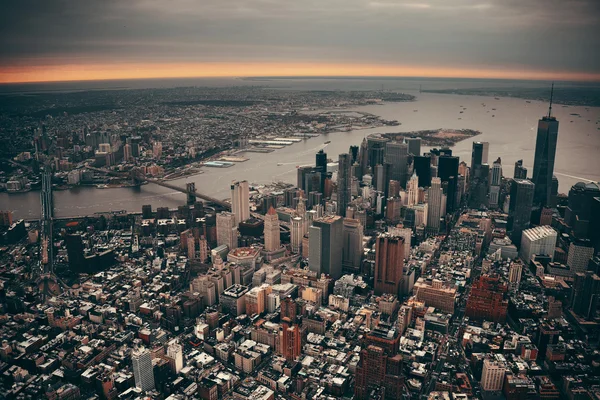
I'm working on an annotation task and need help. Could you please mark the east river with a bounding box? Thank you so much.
[2,91,599,219]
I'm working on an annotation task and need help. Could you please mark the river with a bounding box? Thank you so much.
[1,89,599,219]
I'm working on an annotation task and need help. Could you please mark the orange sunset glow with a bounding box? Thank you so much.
[2,63,599,84]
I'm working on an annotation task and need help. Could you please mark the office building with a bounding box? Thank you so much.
[565,181,600,240]
[132,347,155,391]
[367,135,389,169]
[216,212,238,251]
[481,358,506,392]
[567,239,595,274]
[291,217,303,254]
[514,159,527,179]
[407,172,419,206]
[264,207,280,252]
[385,140,409,187]
[342,218,363,273]
[231,180,250,225]
[413,155,432,187]
[374,234,405,296]
[406,137,421,156]
[489,158,503,207]
[519,226,557,263]
[309,216,343,279]
[508,179,535,246]
[438,155,459,213]
[531,93,559,208]
[471,141,488,168]
[337,153,352,215]
[66,234,86,273]
[570,271,600,320]
[427,177,443,234]
[221,284,248,316]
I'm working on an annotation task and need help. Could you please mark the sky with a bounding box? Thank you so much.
[1,0,599,83]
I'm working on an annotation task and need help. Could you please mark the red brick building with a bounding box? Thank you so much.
[355,345,404,400]
[465,274,508,323]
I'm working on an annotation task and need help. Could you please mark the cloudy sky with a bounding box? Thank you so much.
[1,0,599,82]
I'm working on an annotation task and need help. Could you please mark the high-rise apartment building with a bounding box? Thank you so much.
[264,207,280,252]
[481,358,506,391]
[132,347,155,391]
[567,239,595,274]
[167,341,184,373]
[374,234,405,296]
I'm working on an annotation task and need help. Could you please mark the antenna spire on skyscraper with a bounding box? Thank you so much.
[548,82,554,118]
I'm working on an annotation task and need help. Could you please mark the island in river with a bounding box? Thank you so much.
[382,128,481,147]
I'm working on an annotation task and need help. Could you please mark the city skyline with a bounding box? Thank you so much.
[1,0,600,83]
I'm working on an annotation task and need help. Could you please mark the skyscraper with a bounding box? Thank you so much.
[385,141,409,188]
[438,155,459,213]
[489,158,503,207]
[358,137,368,179]
[374,233,405,296]
[426,177,443,234]
[508,179,535,246]
[532,87,559,208]
[337,153,352,216]
[230,180,250,225]
[264,206,281,252]
[514,159,528,179]
[342,218,363,273]
[406,137,421,156]
[216,212,238,250]
[367,135,389,169]
[309,216,343,279]
[471,141,487,168]
[413,155,432,187]
[132,347,155,391]
[570,271,600,321]
[291,217,303,254]
[407,172,419,206]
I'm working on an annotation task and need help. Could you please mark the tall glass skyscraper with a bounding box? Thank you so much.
[337,153,352,216]
[532,89,559,208]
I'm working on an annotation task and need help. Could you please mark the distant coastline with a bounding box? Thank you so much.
[383,128,481,147]
[422,86,600,108]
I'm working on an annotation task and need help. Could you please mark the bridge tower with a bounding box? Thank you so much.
[186,182,197,205]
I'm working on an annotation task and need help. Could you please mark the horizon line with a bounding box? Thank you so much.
[2,62,600,85]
